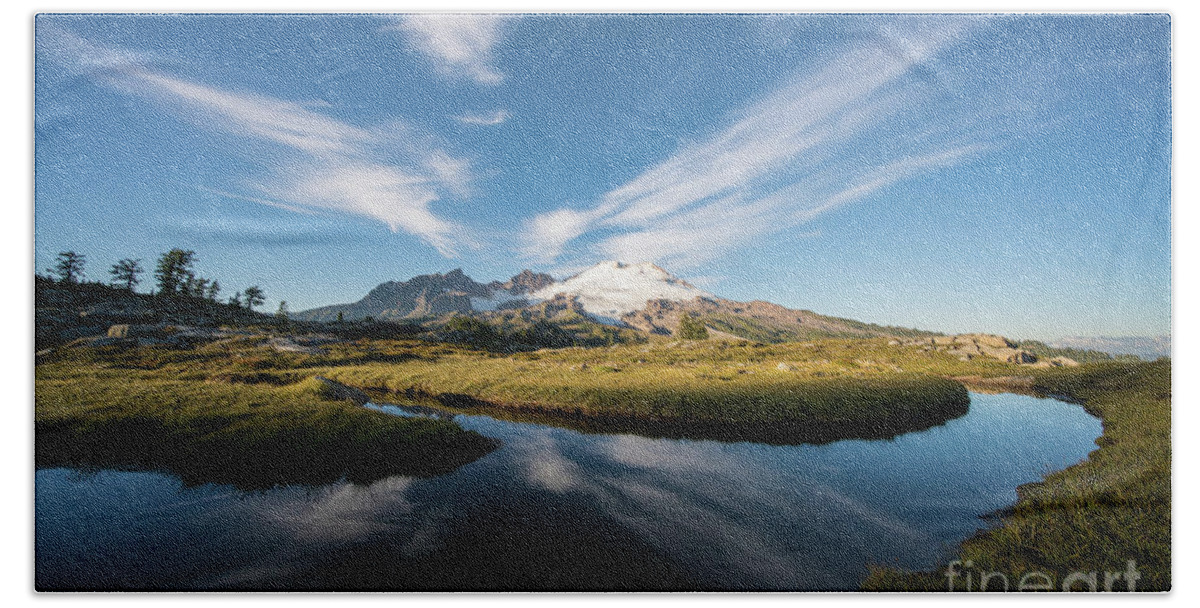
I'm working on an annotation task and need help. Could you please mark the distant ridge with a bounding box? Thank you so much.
[293,261,936,341]
[293,269,553,323]
[1047,335,1171,360]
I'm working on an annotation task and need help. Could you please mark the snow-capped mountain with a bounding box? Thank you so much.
[529,261,712,324]
[292,261,932,344]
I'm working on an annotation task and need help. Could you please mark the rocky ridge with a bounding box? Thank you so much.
[900,334,1078,367]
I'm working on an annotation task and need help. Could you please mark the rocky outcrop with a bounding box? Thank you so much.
[36,278,266,349]
[489,269,555,295]
[960,333,1014,349]
[905,334,1040,365]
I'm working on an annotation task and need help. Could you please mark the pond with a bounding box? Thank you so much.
[35,391,1102,591]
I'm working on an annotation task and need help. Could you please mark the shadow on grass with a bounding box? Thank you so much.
[36,389,500,491]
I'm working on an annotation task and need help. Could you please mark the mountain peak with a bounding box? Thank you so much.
[531,260,711,323]
[503,269,556,294]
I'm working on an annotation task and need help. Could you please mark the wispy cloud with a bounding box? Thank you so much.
[523,16,992,268]
[42,27,471,256]
[284,164,462,254]
[393,14,512,85]
[196,186,319,216]
[453,109,509,125]
[139,72,372,155]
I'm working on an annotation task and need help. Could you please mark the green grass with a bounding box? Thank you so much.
[36,332,1170,588]
[36,348,498,489]
[862,359,1171,592]
[37,335,988,466]
[314,337,983,443]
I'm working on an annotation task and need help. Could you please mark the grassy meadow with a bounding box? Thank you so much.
[35,341,500,489]
[35,330,1171,590]
[322,338,982,440]
[36,334,986,484]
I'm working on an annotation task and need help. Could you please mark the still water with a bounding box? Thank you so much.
[36,392,1101,590]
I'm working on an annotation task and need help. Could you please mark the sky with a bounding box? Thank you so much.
[33,13,1171,340]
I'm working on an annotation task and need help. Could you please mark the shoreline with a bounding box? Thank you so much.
[365,385,971,446]
[864,360,1171,591]
[343,374,972,446]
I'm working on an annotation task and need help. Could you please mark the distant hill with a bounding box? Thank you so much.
[623,297,938,341]
[35,276,268,349]
[1045,336,1171,360]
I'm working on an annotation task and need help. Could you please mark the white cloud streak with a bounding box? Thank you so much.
[139,72,372,155]
[195,186,319,216]
[394,14,511,85]
[43,28,471,256]
[523,16,990,268]
[453,109,510,125]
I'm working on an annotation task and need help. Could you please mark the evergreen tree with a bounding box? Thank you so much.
[109,258,142,290]
[678,313,709,340]
[191,278,211,299]
[445,315,500,347]
[242,286,265,311]
[154,249,196,295]
[48,251,86,284]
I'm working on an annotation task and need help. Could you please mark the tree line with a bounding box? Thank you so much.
[44,250,267,311]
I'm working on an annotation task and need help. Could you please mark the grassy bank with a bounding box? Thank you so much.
[862,359,1171,591]
[36,354,499,490]
[37,335,983,462]
[319,339,972,444]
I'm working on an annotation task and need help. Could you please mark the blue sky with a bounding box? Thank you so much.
[34,13,1170,340]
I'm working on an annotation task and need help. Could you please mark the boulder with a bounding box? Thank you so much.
[269,337,329,355]
[1001,349,1037,364]
[949,343,981,356]
[961,333,1014,349]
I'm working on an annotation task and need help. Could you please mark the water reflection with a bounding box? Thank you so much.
[36,392,1102,590]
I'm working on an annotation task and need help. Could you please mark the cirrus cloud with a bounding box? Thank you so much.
[41,27,473,256]
[522,16,994,269]
[392,14,513,85]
